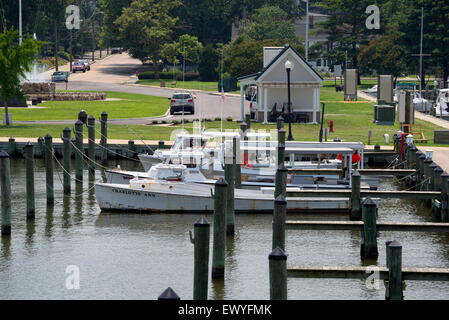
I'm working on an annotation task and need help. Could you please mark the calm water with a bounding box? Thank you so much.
[0,158,448,300]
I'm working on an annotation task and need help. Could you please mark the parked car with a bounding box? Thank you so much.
[72,61,86,73]
[78,59,91,71]
[169,92,195,115]
[51,71,69,82]
[111,47,122,54]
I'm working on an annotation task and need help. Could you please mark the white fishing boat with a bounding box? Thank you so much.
[434,89,449,118]
[95,166,350,213]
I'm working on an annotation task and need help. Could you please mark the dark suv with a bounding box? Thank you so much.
[169,93,195,115]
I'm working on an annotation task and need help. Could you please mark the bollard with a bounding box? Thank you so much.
[74,120,84,183]
[212,177,228,279]
[276,116,284,130]
[87,115,96,177]
[277,143,285,167]
[78,110,87,124]
[7,138,16,157]
[100,112,108,164]
[62,127,72,194]
[224,158,235,235]
[384,240,393,299]
[44,134,54,205]
[269,247,287,300]
[37,137,44,158]
[193,216,210,300]
[350,171,361,221]
[374,144,381,152]
[272,196,287,250]
[0,151,12,236]
[367,130,372,145]
[158,140,165,149]
[388,240,403,300]
[128,140,137,159]
[233,136,241,189]
[361,197,378,259]
[324,127,328,142]
[25,143,35,220]
[274,163,288,199]
[158,287,180,300]
[441,174,449,222]
[278,128,286,145]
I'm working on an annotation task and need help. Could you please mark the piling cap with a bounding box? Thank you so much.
[410,146,418,152]
[352,170,361,177]
[25,142,33,148]
[434,166,444,173]
[9,137,15,141]
[128,140,135,144]
[388,240,402,249]
[275,195,287,205]
[440,172,449,178]
[215,177,228,187]
[158,287,180,300]
[63,127,71,133]
[44,134,52,140]
[424,158,433,163]
[194,216,210,227]
[362,197,377,207]
[278,128,286,134]
[277,115,284,122]
[277,163,287,172]
[277,143,285,149]
[75,120,84,126]
[37,137,44,141]
[88,115,95,121]
[0,150,10,158]
[101,112,108,117]
[269,247,287,261]
[429,162,438,169]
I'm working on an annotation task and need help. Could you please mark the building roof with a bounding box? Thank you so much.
[238,45,323,82]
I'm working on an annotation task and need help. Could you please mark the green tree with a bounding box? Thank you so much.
[227,0,302,21]
[198,45,219,81]
[116,0,180,73]
[238,6,299,42]
[223,39,304,77]
[0,29,42,126]
[99,0,132,48]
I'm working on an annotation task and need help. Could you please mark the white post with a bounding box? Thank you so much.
[312,87,318,124]
[305,0,309,62]
[240,84,245,122]
[263,86,268,124]
[19,0,22,44]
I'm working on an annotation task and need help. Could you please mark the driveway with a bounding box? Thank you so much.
[25,53,248,125]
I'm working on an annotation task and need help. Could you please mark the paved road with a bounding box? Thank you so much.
[23,53,247,125]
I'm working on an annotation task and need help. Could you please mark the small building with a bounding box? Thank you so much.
[238,45,323,124]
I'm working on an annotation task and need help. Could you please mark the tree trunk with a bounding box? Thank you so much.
[54,21,59,71]
[3,100,9,126]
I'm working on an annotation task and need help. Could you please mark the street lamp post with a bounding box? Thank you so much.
[285,60,294,141]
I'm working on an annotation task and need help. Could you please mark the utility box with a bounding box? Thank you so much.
[344,69,358,101]
[375,105,395,125]
[377,75,394,103]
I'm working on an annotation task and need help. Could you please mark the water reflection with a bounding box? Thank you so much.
[211,278,225,300]
[1,236,11,258]
[25,219,36,249]
[45,205,54,238]
[62,195,71,229]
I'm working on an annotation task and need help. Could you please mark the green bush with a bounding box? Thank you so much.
[138,71,182,80]
[226,116,233,122]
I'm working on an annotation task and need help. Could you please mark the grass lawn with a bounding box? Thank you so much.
[0,91,168,121]
[0,84,446,146]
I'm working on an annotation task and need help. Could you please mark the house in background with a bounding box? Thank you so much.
[238,45,323,124]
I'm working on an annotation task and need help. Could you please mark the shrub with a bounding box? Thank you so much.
[226,116,233,122]
[151,120,159,124]
[175,71,199,81]
[172,120,179,125]
[161,120,167,124]
[138,71,181,80]
[214,117,221,121]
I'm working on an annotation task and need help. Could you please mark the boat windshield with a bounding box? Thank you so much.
[148,167,184,181]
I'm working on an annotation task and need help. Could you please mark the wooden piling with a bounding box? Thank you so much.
[212,177,228,279]
[277,116,284,130]
[385,240,392,300]
[87,115,96,177]
[274,163,287,199]
[433,166,444,221]
[25,143,35,220]
[158,287,180,300]
[62,127,72,194]
[441,173,449,222]
[37,137,44,158]
[272,196,287,250]
[128,140,136,159]
[239,122,248,135]
[233,136,241,189]
[100,112,108,164]
[7,137,16,157]
[350,171,361,221]
[361,197,378,259]
[422,158,433,192]
[245,114,251,130]
[74,120,84,183]
[44,134,54,205]
[388,240,403,300]
[224,157,235,235]
[193,216,210,300]
[0,151,11,236]
[269,247,287,300]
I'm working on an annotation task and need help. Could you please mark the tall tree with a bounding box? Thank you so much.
[116,0,180,72]
[0,28,41,126]
[99,0,132,48]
